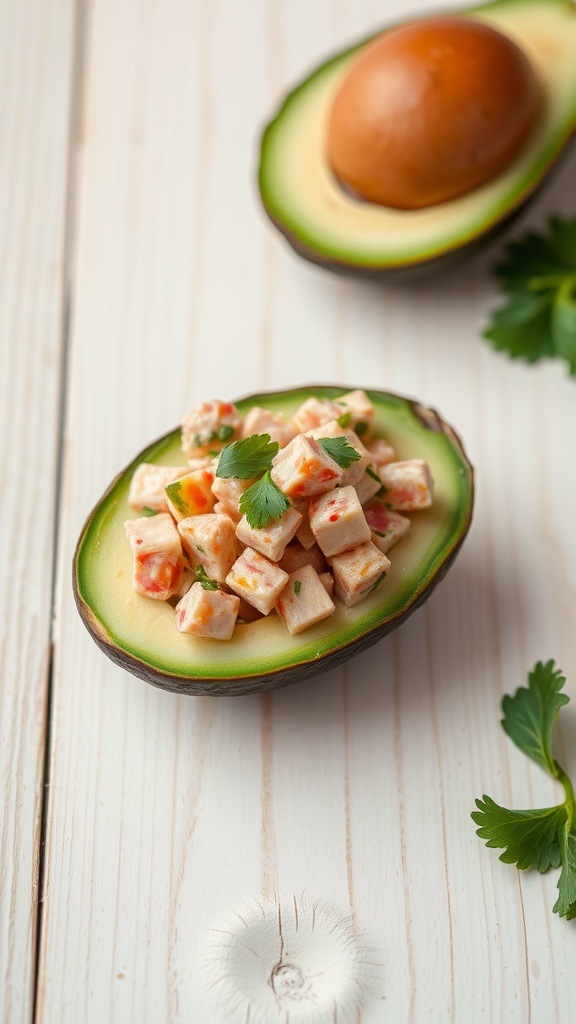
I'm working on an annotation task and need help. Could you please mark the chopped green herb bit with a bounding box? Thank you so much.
[355,420,368,437]
[216,433,279,480]
[218,424,235,442]
[483,215,576,375]
[373,530,388,538]
[195,565,219,590]
[141,506,159,517]
[336,411,352,428]
[195,544,206,554]
[366,465,381,483]
[239,470,290,529]
[472,660,576,921]
[368,571,387,594]
[294,580,302,596]
[165,480,188,514]
[317,435,362,470]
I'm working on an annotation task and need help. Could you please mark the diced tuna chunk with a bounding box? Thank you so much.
[165,467,216,521]
[318,571,335,598]
[379,460,434,510]
[211,473,256,521]
[271,434,343,499]
[240,406,296,448]
[176,582,240,640]
[276,564,336,635]
[306,421,371,487]
[364,499,411,554]
[334,390,375,441]
[355,466,385,505]
[236,506,302,562]
[291,500,316,549]
[329,541,391,607]
[125,513,185,600]
[178,513,241,583]
[291,397,344,434]
[309,485,371,558]
[366,438,396,467]
[128,464,187,514]
[279,542,327,575]
[181,399,241,459]
[226,548,289,615]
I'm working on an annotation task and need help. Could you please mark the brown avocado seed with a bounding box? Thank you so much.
[326,17,541,210]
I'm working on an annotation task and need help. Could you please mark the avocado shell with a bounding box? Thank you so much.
[73,386,474,696]
[258,0,576,279]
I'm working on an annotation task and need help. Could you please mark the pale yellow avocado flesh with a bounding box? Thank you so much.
[75,388,473,689]
[259,0,576,269]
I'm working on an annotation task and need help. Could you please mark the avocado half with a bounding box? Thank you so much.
[258,0,576,279]
[73,386,474,696]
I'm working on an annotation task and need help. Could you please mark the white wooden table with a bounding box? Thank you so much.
[2,1,575,1021]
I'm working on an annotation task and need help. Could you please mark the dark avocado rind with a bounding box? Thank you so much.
[73,386,474,696]
[258,0,576,279]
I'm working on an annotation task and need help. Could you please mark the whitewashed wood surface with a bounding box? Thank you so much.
[1,0,575,1021]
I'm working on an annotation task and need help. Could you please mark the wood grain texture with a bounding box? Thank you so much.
[0,2,75,1022]
[24,0,576,1021]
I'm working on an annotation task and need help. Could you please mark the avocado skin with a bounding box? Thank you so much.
[257,0,576,279]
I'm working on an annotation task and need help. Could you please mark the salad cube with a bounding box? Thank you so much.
[271,434,343,498]
[291,397,345,434]
[211,474,256,521]
[379,460,434,510]
[355,466,385,505]
[329,541,391,607]
[236,505,302,562]
[366,438,396,467]
[335,389,374,441]
[279,542,327,575]
[178,513,240,583]
[241,406,296,448]
[307,420,371,487]
[128,464,187,514]
[176,583,240,640]
[181,399,240,459]
[364,499,411,554]
[165,467,215,521]
[226,548,289,615]
[125,513,185,600]
[309,485,371,558]
[276,564,336,635]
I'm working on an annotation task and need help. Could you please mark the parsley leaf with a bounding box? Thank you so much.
[140,506,159,517]
[317,436,362,470]
[216,433,279,480]
[501,660,569,776]
[336,411,352,428]
[165,480,187,514]
[294,580,302,596]
[472,660,576,921]
[239,470,290,529]
[483,215,576,374]
[195,565,218,590]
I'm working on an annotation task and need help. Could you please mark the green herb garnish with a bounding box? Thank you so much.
[336,411,352,428]
[218,424,235,442]
[317,436,362,470]
[354,420,368,438]
[483,216,576,374]
[365,465,381,483]
[165,480,187,514]
[294,580,302,596]
[216,433,279,480]
[141,506,159,517]
[472,660,576,921]
[238,470,290,530]
[195,565,219,590]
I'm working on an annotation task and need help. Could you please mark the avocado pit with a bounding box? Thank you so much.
[327,16,541,210]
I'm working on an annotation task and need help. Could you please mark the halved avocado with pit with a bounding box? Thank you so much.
[258,0,576,279]
[73,386,474,696]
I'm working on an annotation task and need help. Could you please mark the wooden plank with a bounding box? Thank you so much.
[39,0,576,1021]
[0,2,75,1022]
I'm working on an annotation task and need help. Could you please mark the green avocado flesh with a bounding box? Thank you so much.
[259,0,576,274]
[74,387,473,694]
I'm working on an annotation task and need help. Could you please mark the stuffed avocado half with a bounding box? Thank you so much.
[74,387,473,695]
[75,385,471,696]
[258,0,576,278]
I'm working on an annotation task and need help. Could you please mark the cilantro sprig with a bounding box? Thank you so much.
[472,660,576,920]
[215,430,363,530]
[483,216,576,374]
[195,564,219,590]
